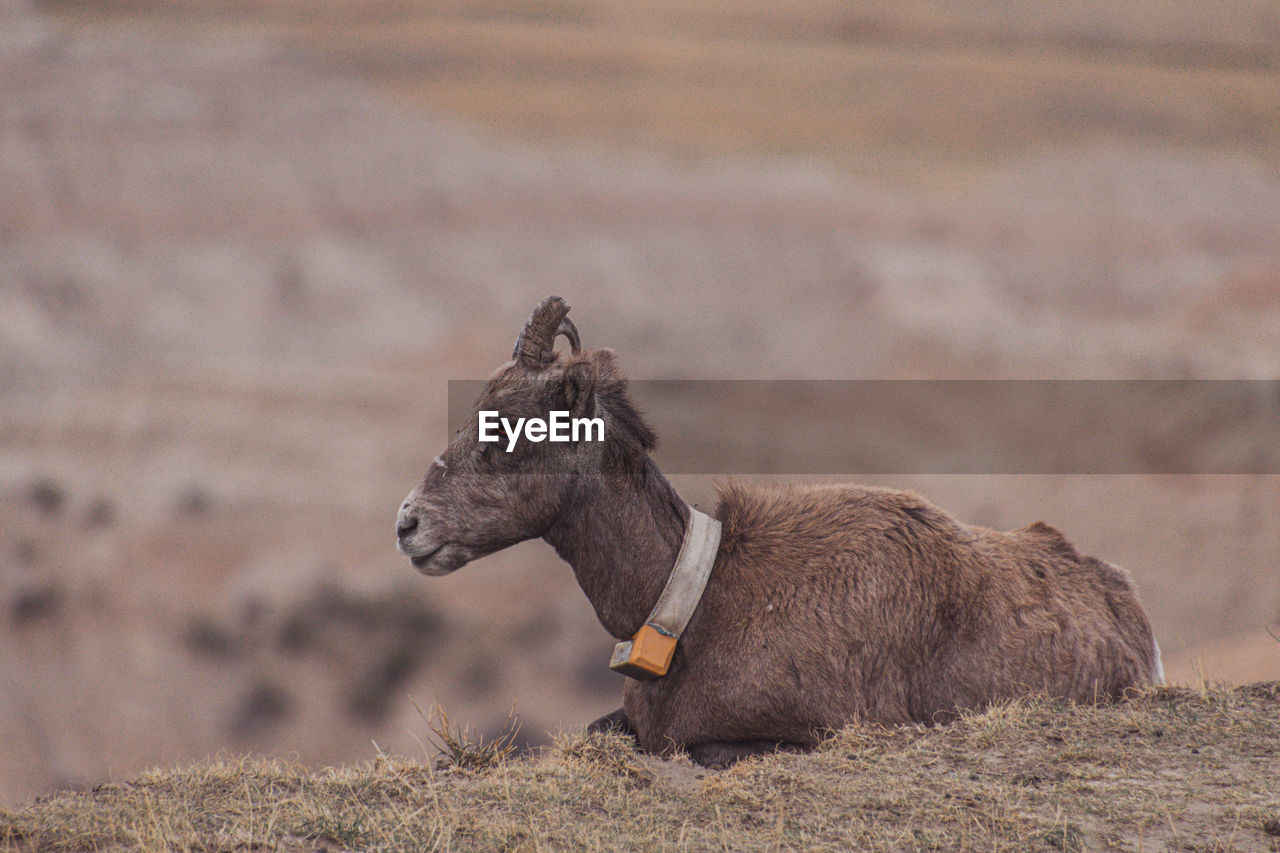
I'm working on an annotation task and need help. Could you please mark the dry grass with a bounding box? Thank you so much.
[421,701,523,771]
[3,684,1277,851]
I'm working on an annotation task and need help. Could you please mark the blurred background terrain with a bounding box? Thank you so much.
[1,0,1278,804]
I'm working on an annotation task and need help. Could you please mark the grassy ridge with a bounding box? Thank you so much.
[3,684,1278,851]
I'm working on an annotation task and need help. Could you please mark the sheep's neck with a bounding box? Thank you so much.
[543,455,691,640]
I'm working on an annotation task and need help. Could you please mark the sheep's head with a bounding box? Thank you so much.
[395,296,654,575]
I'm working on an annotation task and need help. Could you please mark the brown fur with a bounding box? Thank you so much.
[396,299,1160,767]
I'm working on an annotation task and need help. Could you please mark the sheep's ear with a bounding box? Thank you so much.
[591,347,619,377]
[562,360,597,418]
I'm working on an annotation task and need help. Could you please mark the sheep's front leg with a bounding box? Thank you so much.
[687,740,805,769]
[587,707,637,740]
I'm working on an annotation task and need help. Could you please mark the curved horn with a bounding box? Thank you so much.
[512,296,575,368]
[556,315,581,355]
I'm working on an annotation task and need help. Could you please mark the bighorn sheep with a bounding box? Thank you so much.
[396,296,1163,767]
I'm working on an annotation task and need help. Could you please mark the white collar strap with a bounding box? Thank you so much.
[609,506,721,680]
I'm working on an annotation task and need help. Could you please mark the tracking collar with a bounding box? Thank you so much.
[609,506,721,679]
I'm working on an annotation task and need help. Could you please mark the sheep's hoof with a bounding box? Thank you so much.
[687,740,803,769]
[587,707,636,740]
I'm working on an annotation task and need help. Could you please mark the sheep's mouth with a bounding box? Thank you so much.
[411,544,445,570]
[409,542,473,576]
